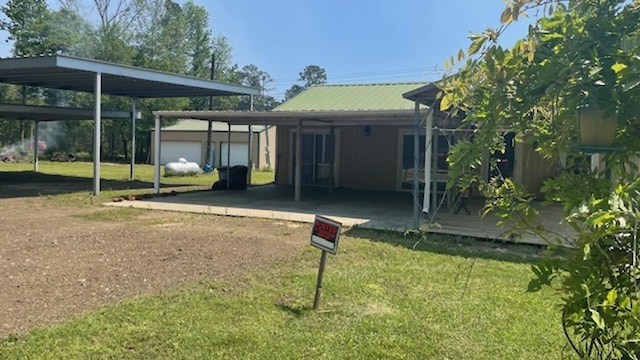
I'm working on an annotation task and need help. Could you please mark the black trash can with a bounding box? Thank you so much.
[217,166,231,182]
[229,165,248,190]
[212,165,248,190]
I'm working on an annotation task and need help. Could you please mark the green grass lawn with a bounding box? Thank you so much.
[0,162,568,358]
[0,232,567,359]
[0,161,275,187]
[0,161,275,205]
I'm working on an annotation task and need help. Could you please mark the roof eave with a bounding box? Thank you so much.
[153,109,423,126]
[402,83,440,105]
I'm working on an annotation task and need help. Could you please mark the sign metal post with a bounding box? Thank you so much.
[313,250,328,310]
[309,215,342,310]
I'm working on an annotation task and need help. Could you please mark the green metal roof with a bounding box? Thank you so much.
[274,83,428,112]
[162,119,267,132]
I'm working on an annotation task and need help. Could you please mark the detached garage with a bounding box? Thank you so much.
[150,119,275,168]
[160,141,202,165]
[220,142,249,166]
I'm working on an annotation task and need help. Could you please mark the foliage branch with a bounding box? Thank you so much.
[440,0,640,357]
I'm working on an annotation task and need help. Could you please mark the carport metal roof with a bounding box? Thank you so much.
[0,103,131,121]
[0,54,259,98]
[0,54,259,196]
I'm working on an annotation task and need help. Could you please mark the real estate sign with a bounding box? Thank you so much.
[310,215,342,254]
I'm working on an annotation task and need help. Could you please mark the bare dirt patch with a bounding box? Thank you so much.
[0,197,310,337]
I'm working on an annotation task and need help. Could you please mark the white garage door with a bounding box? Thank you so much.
[220,142,249,166]
[160,141,202,165]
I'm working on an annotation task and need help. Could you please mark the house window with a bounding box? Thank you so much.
[400,133,455,190]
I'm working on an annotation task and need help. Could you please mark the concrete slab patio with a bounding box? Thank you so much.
[105,184,573,246]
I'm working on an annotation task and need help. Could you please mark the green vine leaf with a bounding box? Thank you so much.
[605,289,617,306]
[468,36,487,56]
[590,309,605,330]
[611,62,628,73]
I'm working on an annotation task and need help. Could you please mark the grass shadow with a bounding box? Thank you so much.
[275,303,313,318]
[344,226,558,265]
[0,171,195,199]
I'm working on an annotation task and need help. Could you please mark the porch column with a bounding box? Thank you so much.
[430,121,438,213]
[294,119,302,202]
[412,102,421,228]
[153,115,161,194]
[591,153,602,173]
[93,72,102,196]
[422,107,434,215]
[329,126,335,195]
[33,120,39,172]
[130,99,137,181]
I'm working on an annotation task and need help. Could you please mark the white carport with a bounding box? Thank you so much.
[0,54,258,195]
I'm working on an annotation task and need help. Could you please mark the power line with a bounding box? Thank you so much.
[269,66,450,85]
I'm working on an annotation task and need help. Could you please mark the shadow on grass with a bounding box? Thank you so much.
[0,171,196,199]
[275,303,313,318]
[343,226,559,265]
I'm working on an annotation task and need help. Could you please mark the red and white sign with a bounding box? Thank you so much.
[310,215,342,254]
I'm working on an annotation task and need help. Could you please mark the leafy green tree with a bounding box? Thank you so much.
[184,1,213,110]
[45,8,95,57]
[0,0,50,56]
[0,0,251,162]
[0,0,53,144]
[209,35,241,110]
[284,64,327,100]
[236,64,278,111]
[442,0,640,357]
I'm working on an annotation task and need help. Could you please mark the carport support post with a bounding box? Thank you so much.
[412,102,421,228]
[130,99,137,181]
[295,119,302,202]
[153,115,161,194]
[226,123,231,190]
[33,120,39,172]
[247,124,253,185]
[93,72,102,196]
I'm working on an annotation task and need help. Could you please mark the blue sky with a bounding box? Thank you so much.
[202,0,533,99]
[0,0,533,100]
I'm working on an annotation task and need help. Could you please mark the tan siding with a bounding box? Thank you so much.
[520,142,559,198]
[258,126,276,170]
[275,126,291,185]
[275,125,399,191]
[339,126,398,191]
